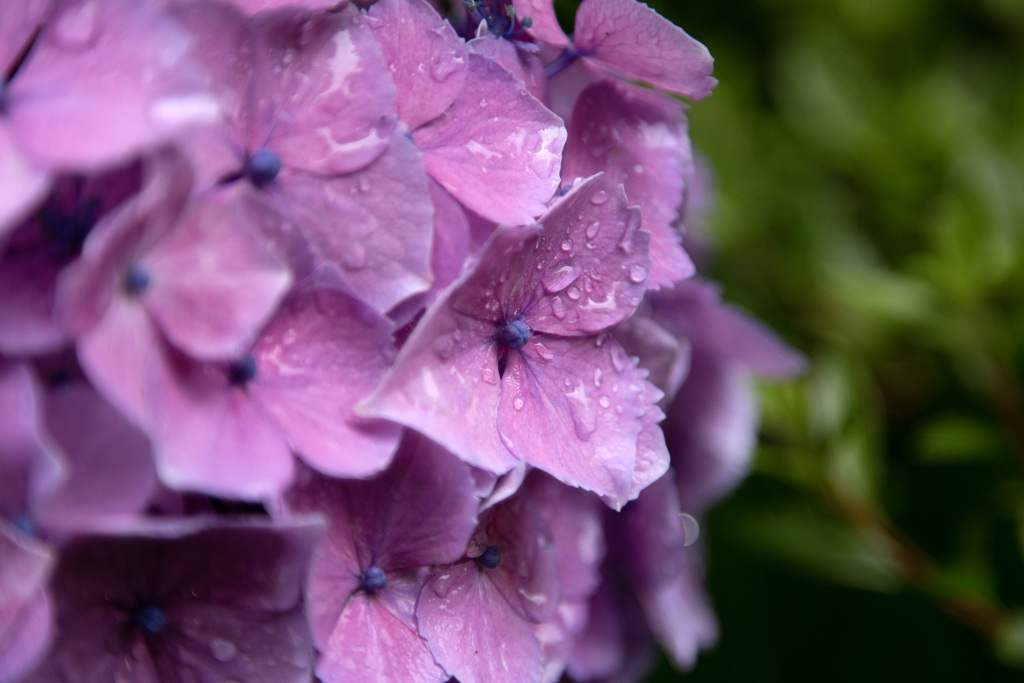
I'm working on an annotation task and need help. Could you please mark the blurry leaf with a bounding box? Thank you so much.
[725,495,902,593]
[825,426,884,503]
[994,611,1024,669]
[915,415,1004,464]
[826,265,936,327]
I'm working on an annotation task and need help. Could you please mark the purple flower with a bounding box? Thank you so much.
[417,481,560,683]
[364,173,668,507]
[23,516,323,683]
[281,431,478,683]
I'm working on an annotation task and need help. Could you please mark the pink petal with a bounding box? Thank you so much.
[573,0,716,100]
[318,589,448,683]
[251,285,401,478]
[0,0,50,75]
[257,5,397,175]
[512,0,568,47]
[512,174,650,335]
[8,0,219,169]
[361,293,517,475]
[232,0,348,13]
[365,0,468,130]
[562,81,695,288]
[0,528,54,682]
[149,353,295,500]
[418,562,544,683]
[467,36,548,104]
[141,190,292,361]
[413,53,565,225]
[0,127,48,238]
[613,310,691,402]
[498,335,661,507]
[34,383,156,530]
[273,133,433,313]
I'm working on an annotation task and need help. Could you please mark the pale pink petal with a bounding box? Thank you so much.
[418,562,544,683]
[613,311,691,402]
[272,133,433,313]
[498,336,656,507]
[574,0,716,100]
[318,589,447,683]
[34,383,156,530]
[0,127,48,238]
[413,53,565,225]
[0,528,54,682]
[141,190,292,361]
[361,295,517,475]
[512,0,568,47]
[510,174,650,336]
[562,81,694,288]
[467,36,548,103]
[251,285,401,478]
[258,5,396,175]
[150,353,295,500]
[8,0,219,169]
[0,0,51,74]
[366,0,468,130]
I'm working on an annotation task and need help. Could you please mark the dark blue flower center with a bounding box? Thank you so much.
[245,148,281,187]
[10,513,36,538]
[123,265,150,295]
[227,355,257,386]
[362,566,388,593]
[134,604,167,634]
[499,319,532,351]
[478,545,501,569]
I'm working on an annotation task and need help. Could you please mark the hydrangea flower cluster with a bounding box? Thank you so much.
[0,0,804,681]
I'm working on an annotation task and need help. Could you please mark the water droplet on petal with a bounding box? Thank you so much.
[599,395,610,408]
[550,296,566,319]
[542,264,582,292]
[680,513,701,547]
[358,176,371,193]
[513,396,525,411]
[585,221,601,239]
[590,189,609,205]
[481,365,498,385]
[561,238,573,251]
[566,286,582,301]
[629,265,648,283]
[210,639,237,662]
[479,99,488,108]
[593,368,603,387]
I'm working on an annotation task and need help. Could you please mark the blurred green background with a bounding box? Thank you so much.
[633,0,1024,680]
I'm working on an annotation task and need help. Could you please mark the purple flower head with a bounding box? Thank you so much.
[22,516,323,683]
[0,526,54,682]
[281,431,478,683]
[364,173,669,507]
[417,483,560,683]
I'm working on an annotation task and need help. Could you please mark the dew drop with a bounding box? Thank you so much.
[479,99,488,108]
[614,405,624,415]
[481,365,498,385]
[629,264,648,283]
[358,176,371,193]
[566,286,582,301]
[680,513,701,547]
[542,264,582,292]
[550,296,567,319]
[593,368,603,387]
[561,238,573,251]
[210,639,238,662]
[599,395,610,408]
[513,396,525,411]
[589,189,609,205]
[584,221,601,239]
